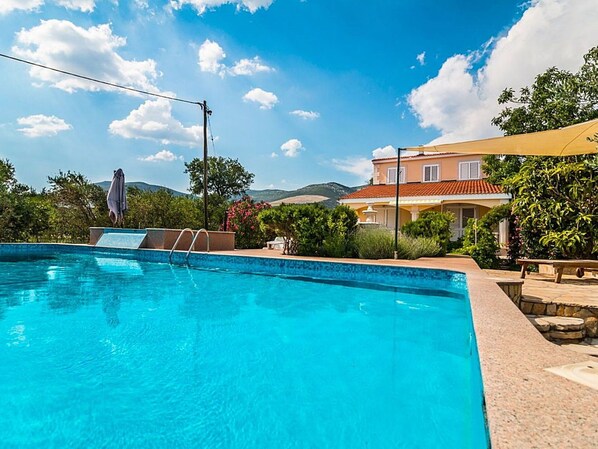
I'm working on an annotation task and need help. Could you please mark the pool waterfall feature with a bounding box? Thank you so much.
[0,243,489,449]
[90,227,235,251]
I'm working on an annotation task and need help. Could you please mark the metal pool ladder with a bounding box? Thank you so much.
[168,228,210,264]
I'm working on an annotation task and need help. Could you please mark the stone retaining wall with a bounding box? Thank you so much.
[519,297,598,338]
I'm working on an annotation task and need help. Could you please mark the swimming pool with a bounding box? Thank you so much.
[0,244,488,448]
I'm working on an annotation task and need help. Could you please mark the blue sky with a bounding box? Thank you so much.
[1,0,597,192]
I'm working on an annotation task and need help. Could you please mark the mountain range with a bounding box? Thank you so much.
[96,181,360,207]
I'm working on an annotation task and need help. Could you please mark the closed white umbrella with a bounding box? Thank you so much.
[107,168,127,226]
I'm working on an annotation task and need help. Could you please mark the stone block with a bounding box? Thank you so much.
[521,302,534,314]
[572,308,597,319]
[531,303,546,315]
[585,317,598,338]
[564,306,576,316]
[547,330,585,340]
[546,304,557,316]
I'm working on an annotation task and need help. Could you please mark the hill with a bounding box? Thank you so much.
[95,181,189,197]
[246,182,359,208]
[95,181,361,207]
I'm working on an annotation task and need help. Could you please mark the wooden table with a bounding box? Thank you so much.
[517,258,598,283]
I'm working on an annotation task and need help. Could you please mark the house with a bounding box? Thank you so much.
[339,152,511,243]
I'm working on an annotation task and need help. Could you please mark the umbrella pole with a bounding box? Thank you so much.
[202,100,210,230]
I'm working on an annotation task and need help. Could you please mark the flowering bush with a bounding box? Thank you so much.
[225,197,273,249]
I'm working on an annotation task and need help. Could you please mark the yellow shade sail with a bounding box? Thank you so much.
[406,119,598,156]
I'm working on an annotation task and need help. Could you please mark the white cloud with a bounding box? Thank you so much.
[17,114,72,137]
[55,0,95,12]
[408,0,598,145]
[138,149,183,162]
[169,0,274,15]
[270,152,278,158]
[243,88,278,109]
[12,20,158,93]
[372,145,396,159]
[0,0,95,14]
[416,51,426,65]
[0,0,43,15]
[331,157,372,181]
[290,110,320,120]
[280,139,303,157]
[229,57,274,76]
[109,99,202,147]
[198,39,226,76]
[198,40,273,77]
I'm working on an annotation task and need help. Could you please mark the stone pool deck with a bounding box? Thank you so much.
[220,249,597,449]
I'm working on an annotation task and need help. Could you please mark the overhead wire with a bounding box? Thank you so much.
[207,114,217,156]
[0,52,204,107]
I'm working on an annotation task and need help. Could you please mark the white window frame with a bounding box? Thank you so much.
[387,167,406,184]
[422,164,440,182]
[459,161,481,180]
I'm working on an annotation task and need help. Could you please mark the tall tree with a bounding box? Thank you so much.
[47,170,109,242]
[0,159,50,242]
[484,46,598,259]
[185,156,254,199]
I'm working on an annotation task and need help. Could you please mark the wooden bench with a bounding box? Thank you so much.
[517,258,598,283]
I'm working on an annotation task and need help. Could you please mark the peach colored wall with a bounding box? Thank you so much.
[373,154,485,185]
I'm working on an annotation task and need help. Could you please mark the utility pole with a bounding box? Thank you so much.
[393,148,403,259]
[202,100,212,230]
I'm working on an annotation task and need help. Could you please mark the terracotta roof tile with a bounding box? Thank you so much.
[341,179,503,200]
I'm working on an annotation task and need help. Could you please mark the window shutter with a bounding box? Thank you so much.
[471,162,480,179]
[460,163,468,180]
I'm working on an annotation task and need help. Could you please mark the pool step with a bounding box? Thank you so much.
[526,315,586,343]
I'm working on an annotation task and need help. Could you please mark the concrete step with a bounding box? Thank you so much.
[526,315,586,342]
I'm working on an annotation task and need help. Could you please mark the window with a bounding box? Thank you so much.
[423,164,439,182]
[387,167,405,184]
[459,161,481,180]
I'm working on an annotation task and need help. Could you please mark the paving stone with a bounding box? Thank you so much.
[543,316,586,331]
[526,315,551,332]
[559,343,598,357]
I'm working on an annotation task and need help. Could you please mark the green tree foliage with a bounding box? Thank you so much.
[126,187,203,230]
[225,197,273,249]
[47,170,109,242]
[401,211,455,256]
[461,204,512,269]
[506,157,597,258]
[0,159,50,242]
[258,204,358,257]
[185,156,254,198]
[483,46,598,259]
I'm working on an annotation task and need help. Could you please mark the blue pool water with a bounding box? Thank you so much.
[0,248,488,448]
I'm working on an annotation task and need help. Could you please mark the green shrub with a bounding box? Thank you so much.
[354,228,395,259]
[461,204,511,269]
[354,228,441,260]
[396,236,441,259]
[401,211,454,255]
[258,203,358,257]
